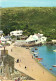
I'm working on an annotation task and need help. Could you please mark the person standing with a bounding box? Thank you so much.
[25,66,27,69]
[17,59,19,63]
[11,49,12,52]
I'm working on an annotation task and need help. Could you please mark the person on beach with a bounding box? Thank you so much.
[11,49,12,52]
[19,63,21,67]
[43,70,44,74]
[25,66,27,69]
[17,59,19,63]
[32,55,33,59]
[20,59,21,62]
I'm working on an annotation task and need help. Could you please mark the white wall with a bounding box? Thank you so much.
[10,30,23,36]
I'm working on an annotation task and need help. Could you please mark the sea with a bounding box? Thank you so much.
[31,45,56,76]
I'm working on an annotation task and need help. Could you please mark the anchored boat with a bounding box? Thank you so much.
[53,49,56,52]
[49,68,52,70]
[35,48,38,50]
[35,58,43,61]
[52,65,56,67]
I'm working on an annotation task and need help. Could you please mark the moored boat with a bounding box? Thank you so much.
[53,49,56,52]
[35,58,43,61]
[35,48,38,50]
[52,65,56,67]
[49,68,52,70]
[32,50,34,52]
[34,52,38,54]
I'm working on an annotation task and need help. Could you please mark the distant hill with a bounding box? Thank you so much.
[0,7,56,41]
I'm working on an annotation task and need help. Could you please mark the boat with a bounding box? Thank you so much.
[33,52,38,57]
[34,52,38,54]
[34,54,38,56]
[53,49,56,52]
[35,58,43,61]
[52,65,56,67]
[35,48,38,50]
[49,68,52,70]
[32,50,34,52]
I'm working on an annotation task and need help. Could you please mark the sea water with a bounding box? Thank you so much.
[31,45,56,76]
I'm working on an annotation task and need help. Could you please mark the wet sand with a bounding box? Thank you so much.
[0,44,56,81]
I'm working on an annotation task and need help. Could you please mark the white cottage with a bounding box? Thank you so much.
[35,33,47,44]
[10,30,23,36]
[26,33,47,44]
[26,34,38,43]
[0,35,7,44]
[52,40,56,43]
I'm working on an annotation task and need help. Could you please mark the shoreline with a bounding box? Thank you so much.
[30,45,56,77]
[37,61,56,77]
[8,44,56,81]
[20,41,56,47]
[0,44,56,81]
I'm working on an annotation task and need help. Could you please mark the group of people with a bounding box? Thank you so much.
[16,59,27,69]
[11,48,27,70]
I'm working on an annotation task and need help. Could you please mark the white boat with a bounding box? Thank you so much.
[53,49,56,52]
[34,52,38,54]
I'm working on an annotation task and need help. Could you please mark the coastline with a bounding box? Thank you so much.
[30,46,56,77]
[37,61,56,77]
[7,44,56,81]
[0,44,56,81]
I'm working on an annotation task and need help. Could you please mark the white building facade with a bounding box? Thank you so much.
[10,30,23,36]
[26,34,38,43]
[26,33,47,44]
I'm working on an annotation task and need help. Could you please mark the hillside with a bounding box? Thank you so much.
[0,7,56,41]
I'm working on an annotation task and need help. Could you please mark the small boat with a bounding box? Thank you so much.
[33,52,38,57]
[35,48,38,50]
[49,68,52,70]
[34,54,38,57]
[52,65,56,67]
[34,52,38,54]
[32,50,34,52]
[35,58,43,61]
[53,49,56,52]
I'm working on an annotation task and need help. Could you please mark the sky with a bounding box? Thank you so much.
[0,0,56,8]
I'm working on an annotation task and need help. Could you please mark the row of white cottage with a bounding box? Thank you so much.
[15,33,47,46]
[0,30,23,36]
[10,30,47,43]
[0,30,47,44]
[0,30,23,44]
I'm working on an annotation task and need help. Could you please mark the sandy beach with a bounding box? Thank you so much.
[0,44,56,81]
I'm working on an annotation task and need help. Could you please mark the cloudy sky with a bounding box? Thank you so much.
[0,0,56,8]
